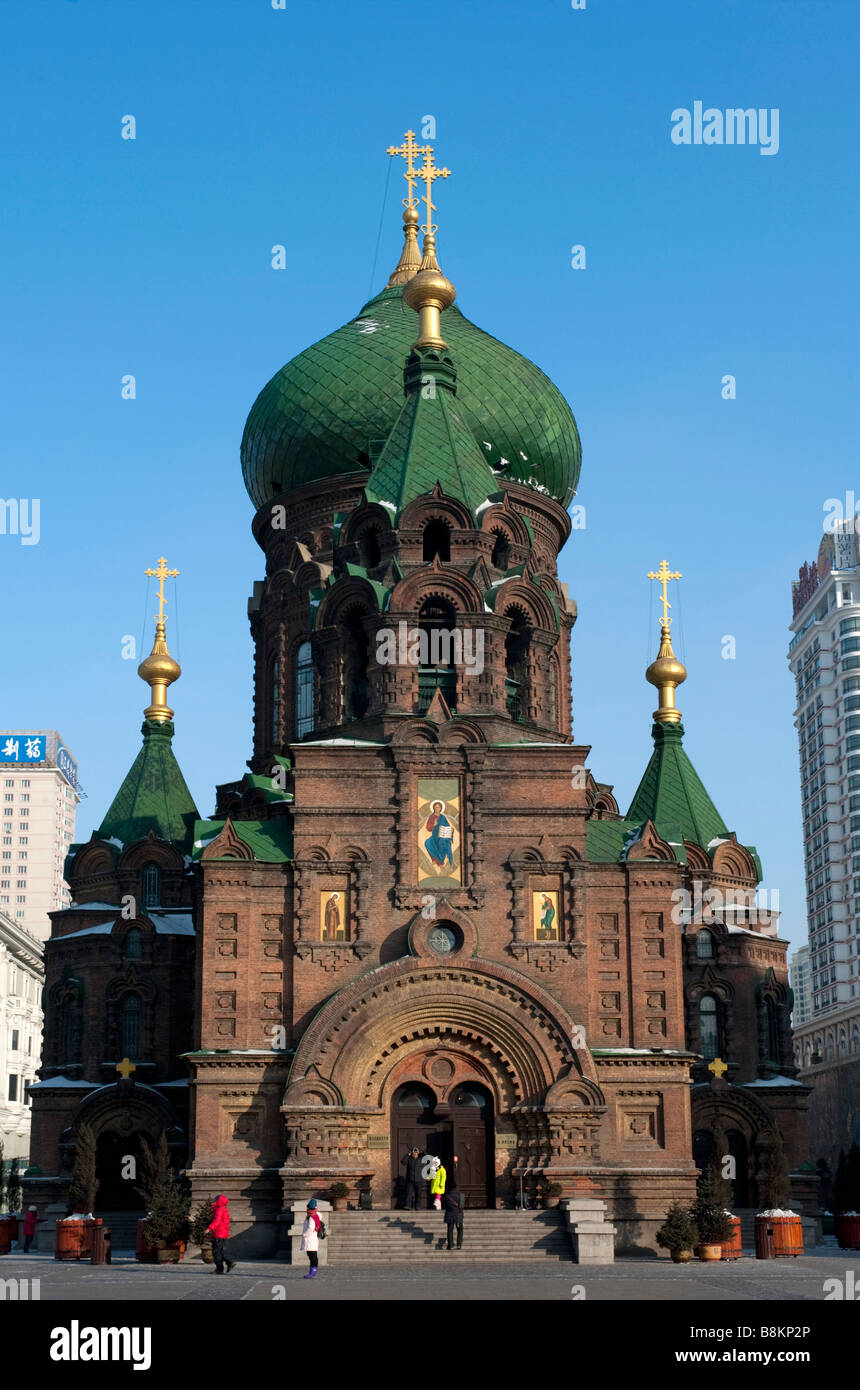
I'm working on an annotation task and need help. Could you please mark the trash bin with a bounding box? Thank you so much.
[91,1224,108,1265]
[754,1218,775,1260]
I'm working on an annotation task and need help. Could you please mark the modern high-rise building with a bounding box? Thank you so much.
[789,520,860,1164]
[790,946,812,1026]
[0,908,44,1160]
[0,731,80,943]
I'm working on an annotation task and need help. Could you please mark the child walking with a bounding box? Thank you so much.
[301,1198,321,1278]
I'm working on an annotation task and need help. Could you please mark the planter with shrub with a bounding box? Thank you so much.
[656,1204,699,1263]
[329,1181,350,1212]
[55,1123,99,1261]
[755,1129,802,1259]
[137,1134,190,1262]
[692,1134,734,1261]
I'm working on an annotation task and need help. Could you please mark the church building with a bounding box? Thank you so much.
[26,136,815,1254]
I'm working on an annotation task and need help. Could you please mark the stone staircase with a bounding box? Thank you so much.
[95,1212,141,1251]
[326,1209,573,1262]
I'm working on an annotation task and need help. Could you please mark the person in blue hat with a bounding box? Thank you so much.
[301,1198,322,1278]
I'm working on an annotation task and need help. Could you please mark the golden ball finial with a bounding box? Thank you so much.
[404,233,456,349]
[645,624,686,724]
[138,618,181,723]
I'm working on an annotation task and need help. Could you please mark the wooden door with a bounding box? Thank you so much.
[450,1084,493,1208]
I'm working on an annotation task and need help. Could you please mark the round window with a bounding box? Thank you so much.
[428,925,458,954]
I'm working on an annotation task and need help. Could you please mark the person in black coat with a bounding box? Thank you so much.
[443,1185,465,1249]
[402,1147,422,1210]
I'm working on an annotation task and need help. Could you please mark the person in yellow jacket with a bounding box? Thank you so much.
[429,1157,447,1210]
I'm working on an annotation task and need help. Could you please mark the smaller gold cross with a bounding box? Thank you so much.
[145,556,180,625]
[116,1057,136,1080]
[414,145,451,235]
[708,1056,728,1079]
[386,129,429,210]
[647,559,682,628]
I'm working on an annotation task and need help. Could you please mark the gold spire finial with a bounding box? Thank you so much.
[645,560,686,724]
[400,142,455,349]
[386,129,429,286]
[138,556,181,724]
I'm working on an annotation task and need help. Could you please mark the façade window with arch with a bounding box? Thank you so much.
[696,929,714,960]
[423,518,451,563]
[491,529,511,570]
[505,608,532,721]
[358,527,382,569]
[699,994,720,1060]
[295,641,315,737]
[120,992,141,1060]
[342,609,370,721]
[270,655,281,746]
[124,927,143,961]
[417,597,457,713]
[142,863,161,908]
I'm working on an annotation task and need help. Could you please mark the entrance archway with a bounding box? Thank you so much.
[390,1080,494,1209]
[95,1130,147,1212]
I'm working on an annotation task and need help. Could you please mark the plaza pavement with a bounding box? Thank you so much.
[0,1244,856,1301]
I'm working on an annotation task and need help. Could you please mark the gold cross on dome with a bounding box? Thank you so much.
[145,555,180,624]
[116,1057,136,1080]
[647,559,682,628]
[386,129,429,210]
[414,145,451,235]
[708,1056,728,1079]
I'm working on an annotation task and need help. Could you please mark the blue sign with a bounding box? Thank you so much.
[0,735,45,762]
[57,744,77,789]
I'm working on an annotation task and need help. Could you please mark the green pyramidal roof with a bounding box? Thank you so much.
[364,347,500,519]
[626,722,729,849]
[96,719,199,854]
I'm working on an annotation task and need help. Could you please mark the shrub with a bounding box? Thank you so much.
[329,1181,350,1199]
[189,1199,215,1247]
[656,1204,699,1253]
[138,1134,189,1250]
[67,1123,99,1215]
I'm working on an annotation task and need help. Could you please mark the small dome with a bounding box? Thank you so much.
[241,283,581,510]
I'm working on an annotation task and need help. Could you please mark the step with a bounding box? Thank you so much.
[325,1210,573,1262]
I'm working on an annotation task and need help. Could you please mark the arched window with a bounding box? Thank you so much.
[121,993,141,1060]
[417,598,457,713]
[766,996,781,1064]
[423,519,450,562]
[59,989,82,1066]
[696,929,714,959]
[142,864,161,908]
[343,610,370,720]
[359,528,381,568]
[295,642,314,737]
[270,656,281,746]
[505,610,531,721]
[491,530,510,570]
[699,994,719,1060]
[124,927,143,961]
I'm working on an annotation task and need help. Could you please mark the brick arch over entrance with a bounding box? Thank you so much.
[284,957,595,1109]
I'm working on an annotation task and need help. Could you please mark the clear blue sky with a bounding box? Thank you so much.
[2,0,857,953]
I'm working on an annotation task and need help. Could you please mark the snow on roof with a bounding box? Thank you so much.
[147,912,194,936]
[61,921,115,938]
[61,912,194,939]
[744,1075,806,1088]
[28,1076,98,1089]
[66,901,120,912]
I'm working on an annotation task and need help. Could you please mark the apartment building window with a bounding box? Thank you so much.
[11,1029,19,1050]
[20,794,28,803]
[21,780,29,787]
[8,1075,17,1102]
[4,779,12,787]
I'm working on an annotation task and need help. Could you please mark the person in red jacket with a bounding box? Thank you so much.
[22,1206,39,1253]
[207,1194,236,1275]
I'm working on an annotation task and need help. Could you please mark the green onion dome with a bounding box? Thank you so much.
[241,282,581,511]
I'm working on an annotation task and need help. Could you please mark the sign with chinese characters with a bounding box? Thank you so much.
[57,743,77,790]
[367,1134,389,1149]
[0,734,45,762]
[495,1133,518,1150]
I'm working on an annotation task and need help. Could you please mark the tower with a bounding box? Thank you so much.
[25,561,199,1232]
